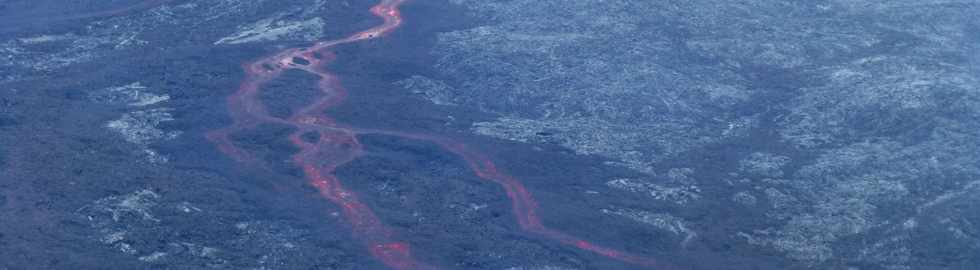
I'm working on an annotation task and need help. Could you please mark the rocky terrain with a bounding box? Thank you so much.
[408,0,980,269]
[1,0,978,269]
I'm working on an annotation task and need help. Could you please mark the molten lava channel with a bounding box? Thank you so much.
[207,0,670,269]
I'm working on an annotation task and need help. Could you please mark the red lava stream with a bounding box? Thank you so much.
[207,0,669,269]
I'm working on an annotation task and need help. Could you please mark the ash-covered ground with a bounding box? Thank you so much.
[2,0,979,269]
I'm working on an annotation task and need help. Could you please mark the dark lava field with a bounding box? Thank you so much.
[2,0,979,269]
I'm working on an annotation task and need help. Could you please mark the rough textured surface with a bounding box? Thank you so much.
[436,0,758,175]
[76,189,356,269]
[95,83,180,163]
[407,0,980,269]
[2,0,979,269]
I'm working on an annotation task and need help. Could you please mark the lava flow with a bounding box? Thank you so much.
[207,0,669,269]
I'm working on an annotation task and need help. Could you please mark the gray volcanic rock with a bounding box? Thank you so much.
[408,0,980,269]
[431,0,761,174]
[76,189,356,269]
[3,0,979,269]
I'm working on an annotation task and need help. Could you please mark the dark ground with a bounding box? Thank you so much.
[2,1,979,270]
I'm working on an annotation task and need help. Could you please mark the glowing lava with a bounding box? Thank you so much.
[207,0,670,269]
